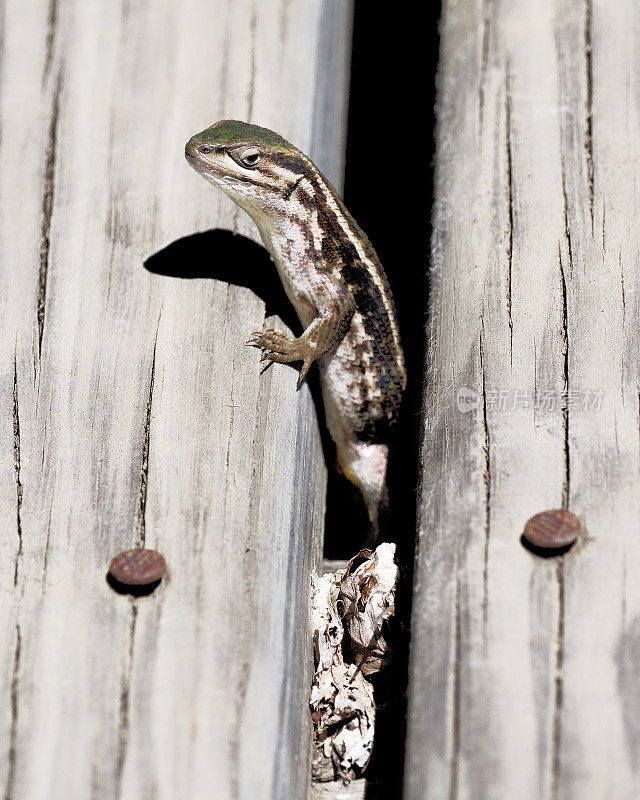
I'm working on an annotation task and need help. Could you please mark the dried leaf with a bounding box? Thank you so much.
[310,543,398,782]
[339,542,398,676]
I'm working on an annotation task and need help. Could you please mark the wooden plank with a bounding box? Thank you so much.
[0,1,352,798]
[405,1,640,798]
[311,779,366,800]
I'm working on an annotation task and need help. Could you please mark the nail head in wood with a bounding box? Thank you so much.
[522,509,580,551]
[108,548,167,586]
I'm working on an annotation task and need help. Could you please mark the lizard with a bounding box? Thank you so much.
[185,120,406,538]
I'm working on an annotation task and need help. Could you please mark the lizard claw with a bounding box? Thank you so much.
[259,360,274,376]
[246,328,316,388]
[246,332,263,347]
[296,357,313,390]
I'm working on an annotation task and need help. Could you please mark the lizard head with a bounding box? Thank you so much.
[185,120,309,219]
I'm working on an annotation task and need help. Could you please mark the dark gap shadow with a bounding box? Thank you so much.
[339,1,441,797]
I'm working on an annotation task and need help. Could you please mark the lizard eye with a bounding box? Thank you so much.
[198,144,214,155]
[230,146,263,169]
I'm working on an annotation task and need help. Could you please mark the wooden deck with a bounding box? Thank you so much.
[406,1,640,798]
[4,0,638,797]
[0,1,352,798]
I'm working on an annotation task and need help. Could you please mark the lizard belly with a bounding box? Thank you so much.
[317,311,396,446]
[257,224,317,328]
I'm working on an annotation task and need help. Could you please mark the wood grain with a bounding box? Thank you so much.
[311,779,367,800]
[0,1,352,798]
[405,1,640,798]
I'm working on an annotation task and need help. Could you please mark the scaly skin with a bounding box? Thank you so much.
[185,120,406,536]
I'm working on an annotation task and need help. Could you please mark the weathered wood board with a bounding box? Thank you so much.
[0,1,352,798]
[406,1,640,798]
[311,778,366,800]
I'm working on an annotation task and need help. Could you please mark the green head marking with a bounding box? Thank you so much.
[193,120,295,151]
[185,119,299,163]
[185,119,312,216]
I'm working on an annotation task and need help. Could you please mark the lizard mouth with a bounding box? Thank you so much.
[185,150,221,176]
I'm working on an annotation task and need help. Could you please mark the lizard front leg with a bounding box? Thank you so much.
[247,285,355,390]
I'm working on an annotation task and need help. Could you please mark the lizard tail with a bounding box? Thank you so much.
[336,440,389,544]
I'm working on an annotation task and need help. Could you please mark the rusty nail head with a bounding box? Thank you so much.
[109,548,167,586]
[523,509,580,550]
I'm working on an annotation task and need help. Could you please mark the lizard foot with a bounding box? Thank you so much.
[246,329,301,360]
[246,329,315,389]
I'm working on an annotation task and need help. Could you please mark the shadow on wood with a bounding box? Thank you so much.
[105,573,162,597]
[144,229,299,333]
[145,229,375,555]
